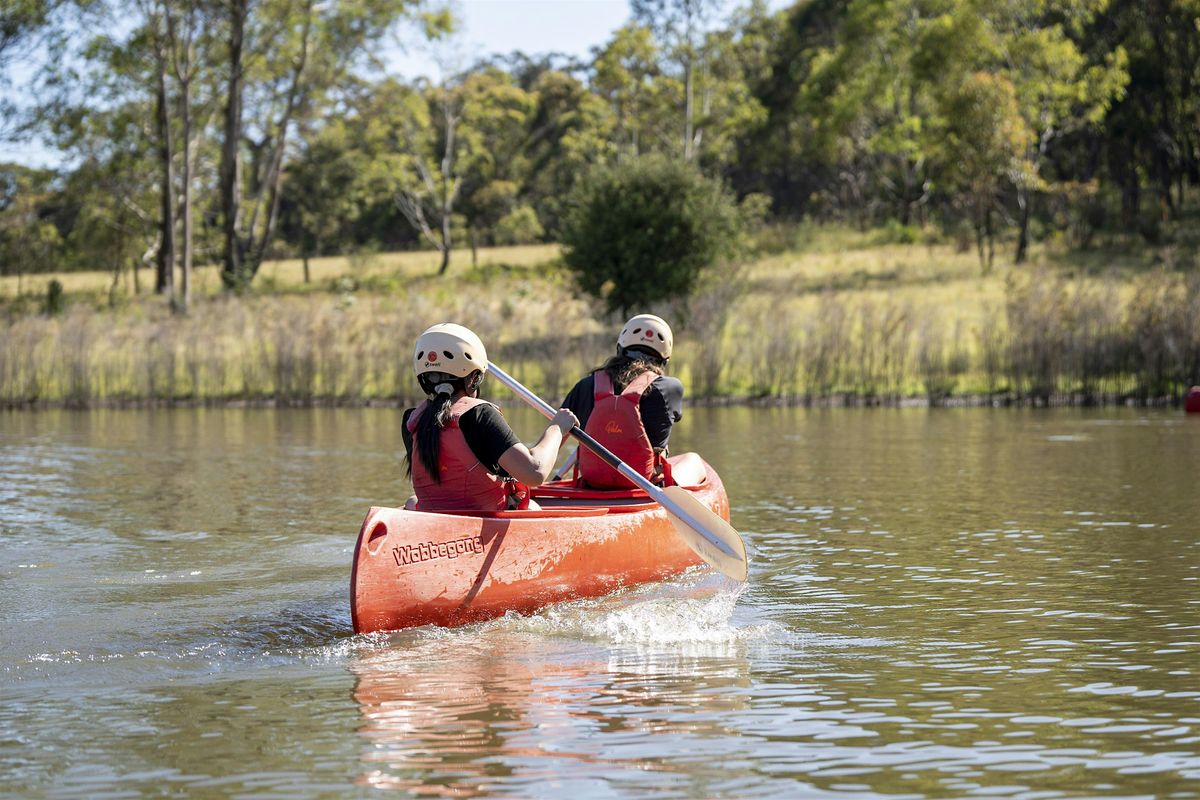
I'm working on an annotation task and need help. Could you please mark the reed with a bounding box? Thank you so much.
[0,277,598,407]
[2,240,1197,408]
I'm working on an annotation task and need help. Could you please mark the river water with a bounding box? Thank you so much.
[2,405,1198,798]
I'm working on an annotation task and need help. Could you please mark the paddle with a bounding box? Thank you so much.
[487,362,748,582]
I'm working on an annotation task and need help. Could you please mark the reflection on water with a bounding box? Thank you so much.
[2,406,1199,797]
[352,588,760,797]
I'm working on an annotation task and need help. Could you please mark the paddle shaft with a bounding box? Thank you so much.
[487,362,739,559]
[551,447,578,481]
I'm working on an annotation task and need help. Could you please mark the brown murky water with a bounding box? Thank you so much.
[2,405,1199,798]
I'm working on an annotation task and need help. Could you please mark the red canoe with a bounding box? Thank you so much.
[350,454,731,633]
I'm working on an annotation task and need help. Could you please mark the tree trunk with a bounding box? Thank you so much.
[985,206,995,274]
[974,219,986,273]
[683,54,694,161]
[437,199,452,275]
[242,0,312,284]
[220,0,247,289]
[1015,187,1031,264]
[303,254,310,284]
[179,74,192,313]
[155,49,176,299]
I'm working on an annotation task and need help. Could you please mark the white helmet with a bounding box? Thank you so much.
[618,314,673,361]
[413,323,488,379]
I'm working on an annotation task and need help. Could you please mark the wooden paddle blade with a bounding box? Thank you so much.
[662,485,748,582]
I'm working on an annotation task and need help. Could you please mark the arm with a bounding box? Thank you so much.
[641,377,684,451]
[497,408,578,486]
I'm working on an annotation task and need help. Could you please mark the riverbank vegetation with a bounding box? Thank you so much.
[3,228,1197,408]
[2,1,1198,406]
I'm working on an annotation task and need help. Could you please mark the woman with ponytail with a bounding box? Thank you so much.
[402,323,577,512]
[561,314,683,489]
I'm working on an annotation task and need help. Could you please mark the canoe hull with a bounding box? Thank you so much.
[350,458,730,633]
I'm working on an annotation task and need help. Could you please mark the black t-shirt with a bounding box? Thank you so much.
[561,372,684,451]
[402,402,521,475]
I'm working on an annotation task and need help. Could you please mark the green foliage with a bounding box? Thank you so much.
[5,0,1196,288]
[0,164,63,285]
[738,192,773,231]
[561,155,742,313]
[493,206,544,245]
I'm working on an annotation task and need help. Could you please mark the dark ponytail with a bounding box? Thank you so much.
[411,391,454,481]
[405,370,482,482]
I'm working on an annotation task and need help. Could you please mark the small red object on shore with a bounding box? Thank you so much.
[1187,386,1200,414]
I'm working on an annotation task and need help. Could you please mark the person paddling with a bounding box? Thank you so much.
[561,314,683,489]
[403,323,578,512]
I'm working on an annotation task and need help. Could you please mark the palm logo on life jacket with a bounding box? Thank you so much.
[579,369,658,489]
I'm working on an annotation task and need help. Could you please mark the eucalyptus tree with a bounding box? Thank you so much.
[939,72,1034,272]
[517,67,612,239]
[215,0,431,289]
[592,24,660,156]
[798,0,948,227]
[0,164,61,296]
[1,2,83,148]
[989,0,1129,262]
[376,65,547,275]
[277,110,369,281]
[1,0,73,69]
[631,0,725,161]
[53,99,163,297]
[1081,0,1198,230]
[688,17,768,172]
[455,66,536,256]
[732,0,841,214]
[162,0,214,310]
[388,74,465,276]
[33,0,220,310]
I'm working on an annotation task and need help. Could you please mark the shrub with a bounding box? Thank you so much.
[560,155,742,314]
[44,279,64,316]
[493,205,544,245]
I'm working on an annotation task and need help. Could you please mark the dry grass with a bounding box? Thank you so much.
[0,244,562,301]
[3,235,1198,407]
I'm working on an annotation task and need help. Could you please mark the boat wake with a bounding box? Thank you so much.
[500,575,779,647]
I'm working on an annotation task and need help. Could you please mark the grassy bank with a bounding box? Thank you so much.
[2,233,1198,408]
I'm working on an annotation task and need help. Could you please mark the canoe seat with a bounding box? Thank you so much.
[411,506,611,519]
[665,452,707,489]
[532,451,709,500]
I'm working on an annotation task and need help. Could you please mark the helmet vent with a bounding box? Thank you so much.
[464,353,473,360]
[417,350,425,360]
[632,327,642,334]
[443,350,454,359]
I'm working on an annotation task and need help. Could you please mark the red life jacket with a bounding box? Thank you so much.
[579,369,660,489]
[407,396,510,512]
